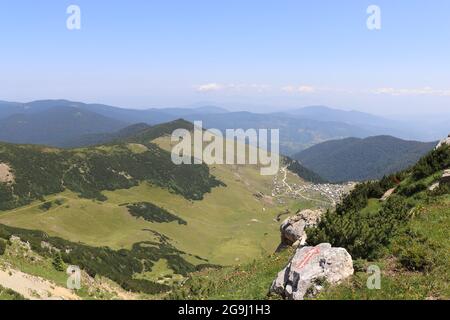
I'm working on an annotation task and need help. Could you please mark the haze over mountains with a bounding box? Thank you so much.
[0,99,444,156]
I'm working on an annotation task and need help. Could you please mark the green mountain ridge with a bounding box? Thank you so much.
[0,106,129,146]
[0,120,221,210]
[294,135,436,182]
[2,99,435,153]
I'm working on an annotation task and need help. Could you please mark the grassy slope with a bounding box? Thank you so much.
[0,134,322,282]
[0,285,25,300]
[168,145,450,300]
[0,239,139,300]
[167,194,449,300]
[317,196,449,300]
[168,249,294,300]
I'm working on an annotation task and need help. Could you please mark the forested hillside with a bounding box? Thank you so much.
[294,135,436,182]
[0,120,222,210]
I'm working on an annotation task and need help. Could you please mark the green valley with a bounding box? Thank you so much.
[0,120,328,297]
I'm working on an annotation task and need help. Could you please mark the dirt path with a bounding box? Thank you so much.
[0,268,80,300]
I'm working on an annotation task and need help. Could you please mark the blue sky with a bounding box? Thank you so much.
[0,0,449,114]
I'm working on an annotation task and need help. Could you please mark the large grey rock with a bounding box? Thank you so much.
[280,209,322,247]
[270,243,354,300]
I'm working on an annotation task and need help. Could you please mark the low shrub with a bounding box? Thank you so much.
[0,239,6,255]
[391,229,437,272]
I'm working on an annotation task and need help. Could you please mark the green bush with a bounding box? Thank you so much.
[429,183,450,196]
[127,202,187,225]
[0,239,6,255]
[398,182,427,197]
[39,201,53,211]
[307,195,411,259]
[52,253,65,271]
[412,145,450,181]
[353,259,369,272]
[0,285,26,300]
[391,230,436,272]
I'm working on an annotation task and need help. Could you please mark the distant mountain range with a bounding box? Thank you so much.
[0,106,127,146]
[293,135,437,182]
[0,99,444,154]
[61,123,152,148]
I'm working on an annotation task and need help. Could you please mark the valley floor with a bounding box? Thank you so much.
[0,159,340,299]
[167,195,450,300]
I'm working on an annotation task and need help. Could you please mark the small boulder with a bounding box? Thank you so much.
[270,243,354,300]
[429,182,440,191]
[279,209,322,247]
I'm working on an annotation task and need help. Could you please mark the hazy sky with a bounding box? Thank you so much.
[1,0,449,114]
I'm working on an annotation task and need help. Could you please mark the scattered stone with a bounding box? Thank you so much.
[270,243,354,300]
[41,241,61,253]
[9,236,31,251]
[279,209,323,247]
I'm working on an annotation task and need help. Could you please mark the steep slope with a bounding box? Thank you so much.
[0,106,129,146]
[294,136,436,182]
[169,143,450,300]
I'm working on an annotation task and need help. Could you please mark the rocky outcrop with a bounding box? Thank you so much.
[279,209,323,248]
[441,169,450,184]
[381,188,396,201]
[436,134,450,149]
[270,243,354,300]
[0,163,14,184]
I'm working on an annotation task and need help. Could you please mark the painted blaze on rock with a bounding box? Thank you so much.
[270,243,354,300]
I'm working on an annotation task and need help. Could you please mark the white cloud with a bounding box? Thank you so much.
[196,83,224,92]
[197,83,450,98]
[196,83,270,93]
[372,87,450,97]
[281,85,316,93]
